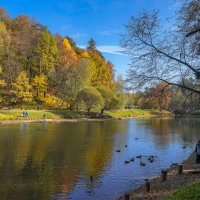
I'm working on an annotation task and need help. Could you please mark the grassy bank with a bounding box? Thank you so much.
[164,181,200,200]
[191,110,200,115]
[105,109,172,118]
[0,110,81,120]
[0,109,172,121]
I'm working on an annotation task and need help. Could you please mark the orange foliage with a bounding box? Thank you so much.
[153,82,171,110]
[60,38,78,65]
[80,51,90,58]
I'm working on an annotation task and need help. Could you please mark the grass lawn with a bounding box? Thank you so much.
[105,109,172,118]
[0,109,172,120]
[0,110,81,120]
[164,181,200,200]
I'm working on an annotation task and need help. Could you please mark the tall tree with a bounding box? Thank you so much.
[87,38,96,50]
[11,15,42,81]
[179,0,200,54]
[32,74,48,99]
[32,30,59,75]
[121,9,200,94]
[87,39,115,89]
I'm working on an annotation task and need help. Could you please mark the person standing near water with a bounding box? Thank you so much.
[43,114,46,123]
[25,110,29,118]
[195,140,200,164]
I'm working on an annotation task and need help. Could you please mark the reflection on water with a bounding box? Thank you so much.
[0,118,199,200]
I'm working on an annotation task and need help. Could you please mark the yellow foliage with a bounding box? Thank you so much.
[42,95,62,108]
[61,38,78,65]
[87,49,115,89]
[80,51,90,58]
[62,38,72,50]
[0,80,6,87]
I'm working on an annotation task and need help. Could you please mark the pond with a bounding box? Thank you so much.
[0,118,200,200]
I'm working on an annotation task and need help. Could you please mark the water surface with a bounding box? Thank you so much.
[0,118,199,200]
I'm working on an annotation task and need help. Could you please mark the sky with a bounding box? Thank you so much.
[1,0,175,77]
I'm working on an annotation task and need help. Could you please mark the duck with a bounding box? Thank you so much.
[130,157,135,162]
[116,150,121,153]
[136,155,142,159]
[148,156,155,163]
[125,160,130,164]
[149,159,154,163]
[140,161,146,166]
[125,145,128,148]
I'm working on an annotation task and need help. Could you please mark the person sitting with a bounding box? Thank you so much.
[195,140,200,164]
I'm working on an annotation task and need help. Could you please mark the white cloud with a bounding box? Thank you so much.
[97,45,126,55]
[70,32,87,39]
[78,45,126,55]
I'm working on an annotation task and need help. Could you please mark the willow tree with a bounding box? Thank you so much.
[121,3,200,94]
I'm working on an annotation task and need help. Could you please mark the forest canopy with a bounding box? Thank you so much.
[0,7,126,112]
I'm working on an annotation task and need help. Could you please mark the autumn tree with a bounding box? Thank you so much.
[32,30,59,75]
[11,71,32,107]
[87,39,115,89]
[0,67,6,106]
[11,15,43,82]
[0,20,14,85]
[153,82,171,111]
[32,74,48,99]
[58,37,78,66]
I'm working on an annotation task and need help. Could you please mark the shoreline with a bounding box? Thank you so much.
[119,152,200,200]
[0,114,167,125]
[0,117,115,124]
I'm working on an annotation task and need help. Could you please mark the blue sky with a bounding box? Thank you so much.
[1,0,175,77]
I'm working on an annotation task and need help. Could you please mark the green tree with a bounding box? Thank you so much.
[49,58,92,110]
[32,30,59,75]
[11,71,33,107]
[77,86,103,114]
[96,86,113,114]
[87,38,96,50]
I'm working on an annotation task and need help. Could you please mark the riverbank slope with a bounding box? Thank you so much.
[119,152,200,200]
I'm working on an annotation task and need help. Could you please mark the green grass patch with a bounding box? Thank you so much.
[191,110,200,115]
[105,109,171,118]
[0,110,81,120]
[0,109,172,120]
[164,181,200,200]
